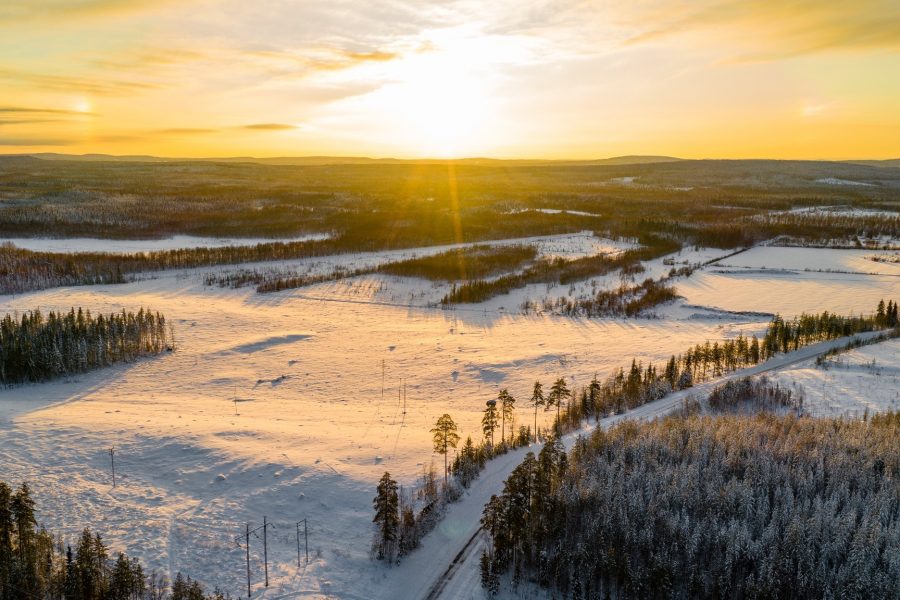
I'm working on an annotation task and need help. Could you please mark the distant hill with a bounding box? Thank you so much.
[16,152,684,167]
[847,159,900,169]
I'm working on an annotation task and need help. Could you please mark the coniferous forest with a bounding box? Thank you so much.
[480,414,900,599]
[0,308,171,385]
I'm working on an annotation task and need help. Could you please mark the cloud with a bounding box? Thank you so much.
[246,46,400,77]
[622,0,900,60]
[155,128,219,135]
[0,0,180,23]
[0,67,158,95]
[240,123,297,131]
[0,106,94,116]
[0,119,61,126]
[0,136,73,146]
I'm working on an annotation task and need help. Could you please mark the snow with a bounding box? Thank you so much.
[766,337,900,418]
[393,330,890,600]
[0,267,758,598]
[767,205,899,219]
[815,178,876,187]
[710,246,900,276]
[676,247,900,316]
[1,236,898,599]
[2,233,332,254]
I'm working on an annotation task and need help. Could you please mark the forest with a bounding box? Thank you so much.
[480,412,900,599]
[0,308,171,385]
[0,480,225,600]
[2,157,899,295]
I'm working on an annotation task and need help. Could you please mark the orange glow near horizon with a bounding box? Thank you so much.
[1,1,899,159]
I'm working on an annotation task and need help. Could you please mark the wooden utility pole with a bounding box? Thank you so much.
[296,519,309,566]
[245,523,251,598]
[263,516,269,588]
[109,448,116,487]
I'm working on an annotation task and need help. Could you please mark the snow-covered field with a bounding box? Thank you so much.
[710,246,900,276]
[676,247,900,316]
[767,338,900,418]
[1,237,898,598]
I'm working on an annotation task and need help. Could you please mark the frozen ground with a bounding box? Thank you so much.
[0,272,760,598]
[767,337,900,418]
[1,237,898,599]
[710,246,900,276]
[675,247,900,317]
[2,233,332,254]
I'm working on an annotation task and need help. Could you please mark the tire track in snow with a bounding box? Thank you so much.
[423,528,484,600]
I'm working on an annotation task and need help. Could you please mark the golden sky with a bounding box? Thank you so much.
[1,0,899,159]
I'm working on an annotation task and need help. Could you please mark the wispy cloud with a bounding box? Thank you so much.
[0,136,74,146]
[0,0,180,23]
[0,67,158,95]
[622,0,900,60]
[0,119,62,126]
[246,46,401,78]
[240,123,297,131]
[155,128,219,135]
[0,106,94,116]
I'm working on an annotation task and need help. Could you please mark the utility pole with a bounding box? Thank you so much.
[403,381,407,415]
[245,523,251,598]
[381,359,385,403]
[109,447,116,487]
[296,519,309,566]
[244,519,275,597]
[263,516,269,588]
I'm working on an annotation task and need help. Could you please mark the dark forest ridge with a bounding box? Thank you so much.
[8,153,685,167]
[3,153,899,169]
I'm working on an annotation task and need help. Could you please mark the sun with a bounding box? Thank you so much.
[395,58,489,157]
[353,30,498,157]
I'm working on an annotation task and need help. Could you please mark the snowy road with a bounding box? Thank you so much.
[378,329,889,600]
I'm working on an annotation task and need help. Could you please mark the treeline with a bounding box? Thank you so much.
[481,413,899,598]
[0,239,339,295]
[229,245,539,295]
[752,210,900,246]
[541,278,680,318]
[0,308,170,385]
[544,301,894,434]
[0,481,226,600]
[761,303,893,356]
[377,245,536,281]
[442,235,680,305]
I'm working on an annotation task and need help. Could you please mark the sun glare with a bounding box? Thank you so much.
[355,29,498,157]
